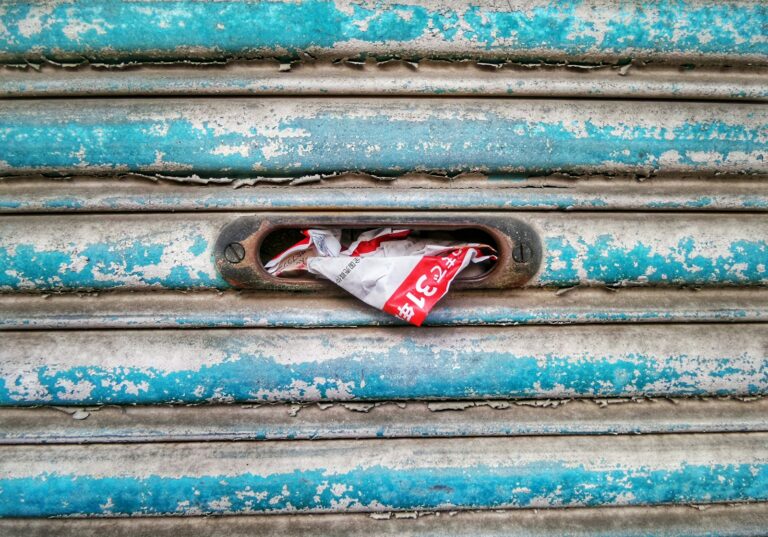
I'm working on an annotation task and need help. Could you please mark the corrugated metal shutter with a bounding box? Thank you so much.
[1,1,767,533]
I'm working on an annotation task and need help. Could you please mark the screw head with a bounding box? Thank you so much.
[224,242,246,264]
[512,241,532,263]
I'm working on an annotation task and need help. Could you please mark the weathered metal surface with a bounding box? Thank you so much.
[3,288,766,330]
[3,62,768,100]
[2,325,766,405]
[1,213,766,292]
[3,176,768,213]
[2,503,768,537]
[1,434,767,516]
[1,99,766,178]
[1,0,766,65]
[2,399,767,444]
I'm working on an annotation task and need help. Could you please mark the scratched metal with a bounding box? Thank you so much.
[1,434,766,516]
[2,503,768,537]
[2,325,766,405]
[0,0,766,65]
[3,62,768,100]
[3,176,768,213]
[2,288,768,329]
[2,399,767,444]
[1,213,767,292]
[1,99,766,178]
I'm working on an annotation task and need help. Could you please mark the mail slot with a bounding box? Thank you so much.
[259,226,500,278]
[214,215,540,290]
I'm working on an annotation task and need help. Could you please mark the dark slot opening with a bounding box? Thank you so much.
[259,226,499,281]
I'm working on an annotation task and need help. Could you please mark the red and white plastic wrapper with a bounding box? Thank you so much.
[265,228,496,326]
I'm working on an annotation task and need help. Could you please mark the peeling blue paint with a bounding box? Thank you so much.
[0,0,765,64]
[41,197,84,209]
[2,461,767,517]
[1,103,766,177]
[3,330,765,405]
[0,200,22,209]
[0,234,227,291]
[539,235,768,286]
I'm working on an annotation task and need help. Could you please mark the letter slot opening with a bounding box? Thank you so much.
[214,214,541,291]
[258,226,501,283]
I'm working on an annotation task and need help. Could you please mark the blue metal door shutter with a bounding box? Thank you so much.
[0,0,767,531]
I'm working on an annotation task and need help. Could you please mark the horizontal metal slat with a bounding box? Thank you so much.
[2,399,767,444]
[2,325,766,405]
[2,503,768,537]
[0,287,768,330]
[2,212,766,292]
[1,0,765,65]
[2,288,767,330]
[1,433,766,516]
[3,63,768,100]
[1,99,766,178]
[3,176,768,213]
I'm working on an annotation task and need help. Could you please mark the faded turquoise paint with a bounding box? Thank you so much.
[538,235,768,286]
[1,108,766,176]
[1,462,767,517]
[3,336,765,404]
[0,200,22,209]
[0,0,766,64]
[0,235,228,291]
[40,197,84,210]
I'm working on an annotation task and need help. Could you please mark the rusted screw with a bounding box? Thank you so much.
[224,242,246,264]
[512,241,532,263]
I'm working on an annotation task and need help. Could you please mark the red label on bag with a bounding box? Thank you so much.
[382,247,480,326]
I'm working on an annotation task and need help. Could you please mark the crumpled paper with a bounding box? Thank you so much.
[266,228,496,326]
